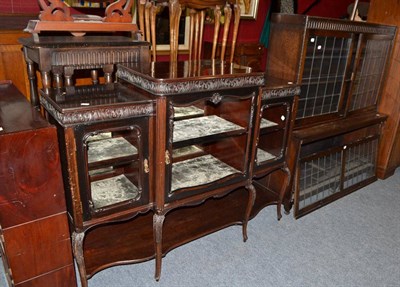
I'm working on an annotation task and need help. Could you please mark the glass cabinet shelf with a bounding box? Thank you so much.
[172,145,204,159]
[260,118,278,129]
[88,136,138,164]
[173,115,245,144]
[256,148,277,163]
[91,174,140,210]
[173,106,204,120]
[171,154,240,192]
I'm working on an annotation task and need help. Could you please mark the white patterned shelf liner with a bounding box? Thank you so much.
[256,148,276,164]
[88,137,138,163]
[91,174,140,209]
[87,132,112,142]
[173,115,243,143]
[174,106,204,119]
[171,154,240,192]
[173,145,203,158]
[260,118,278,129]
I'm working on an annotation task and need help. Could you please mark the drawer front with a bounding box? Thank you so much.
[0,127,66,228]
[2,213,73,284]
[300,124,382,158]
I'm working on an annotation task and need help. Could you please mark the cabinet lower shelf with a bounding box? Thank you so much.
[256,148,277,163]
[171,154,240,192]
[91,174,140,209]
[88,136,138,164]
[173,115,245,144]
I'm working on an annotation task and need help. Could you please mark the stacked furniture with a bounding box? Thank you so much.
[13,6,396,287]
[265,14,396,218]
[0,81,76,287]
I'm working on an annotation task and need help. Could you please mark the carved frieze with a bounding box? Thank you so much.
[262,86,301,100]
[117,66,265,95]
[40,97,154,126]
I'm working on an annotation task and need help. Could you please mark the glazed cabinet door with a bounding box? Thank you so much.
[75,118,151,221]
[297,31,354,123]
[254,96,294,172]
[347,33,394,113]
[164,87,258,202]
[294,124,381,218]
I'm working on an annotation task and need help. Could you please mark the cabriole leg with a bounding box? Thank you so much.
[243,183,256,242]
[153,213,165,281]
[72,231,87,287]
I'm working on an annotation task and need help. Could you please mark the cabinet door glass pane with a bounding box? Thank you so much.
[169,95,253,196]
[256,103,289,165]
[298,151,342,210]
[298,36,351,119]
[349,38,392,111]
[85,128,142,213]
[344,139,378,189]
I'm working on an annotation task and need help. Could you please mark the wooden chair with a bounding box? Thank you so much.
[137,0,240,63]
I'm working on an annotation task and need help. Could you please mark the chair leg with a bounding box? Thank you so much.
[169,0,182,62]
[198,10,205,61]
[150,3,157,61]
[220,4,232,62]
[230,3,241,63]
[211,6,221,60]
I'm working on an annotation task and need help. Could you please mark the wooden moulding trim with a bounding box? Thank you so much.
[25,20,138,34]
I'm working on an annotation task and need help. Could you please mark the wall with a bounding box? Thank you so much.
[0,0,367,64]
[297,0,370,18]
[0,0,39,14]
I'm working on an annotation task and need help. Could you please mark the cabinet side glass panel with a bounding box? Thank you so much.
[298,35,351,119]
[256,103,289,165]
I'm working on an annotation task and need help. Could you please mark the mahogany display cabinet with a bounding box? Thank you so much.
[40,82,155,287]
[117,60,265,280]
[0,81,76,287]
[265,14,396,217]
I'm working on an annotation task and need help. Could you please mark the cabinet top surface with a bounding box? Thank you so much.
[39,83,154,126]
[19,36,149,48]
[0,82,51,134]
[116,60,266,96]
[293,112,387,143]
[271,13,396,34]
